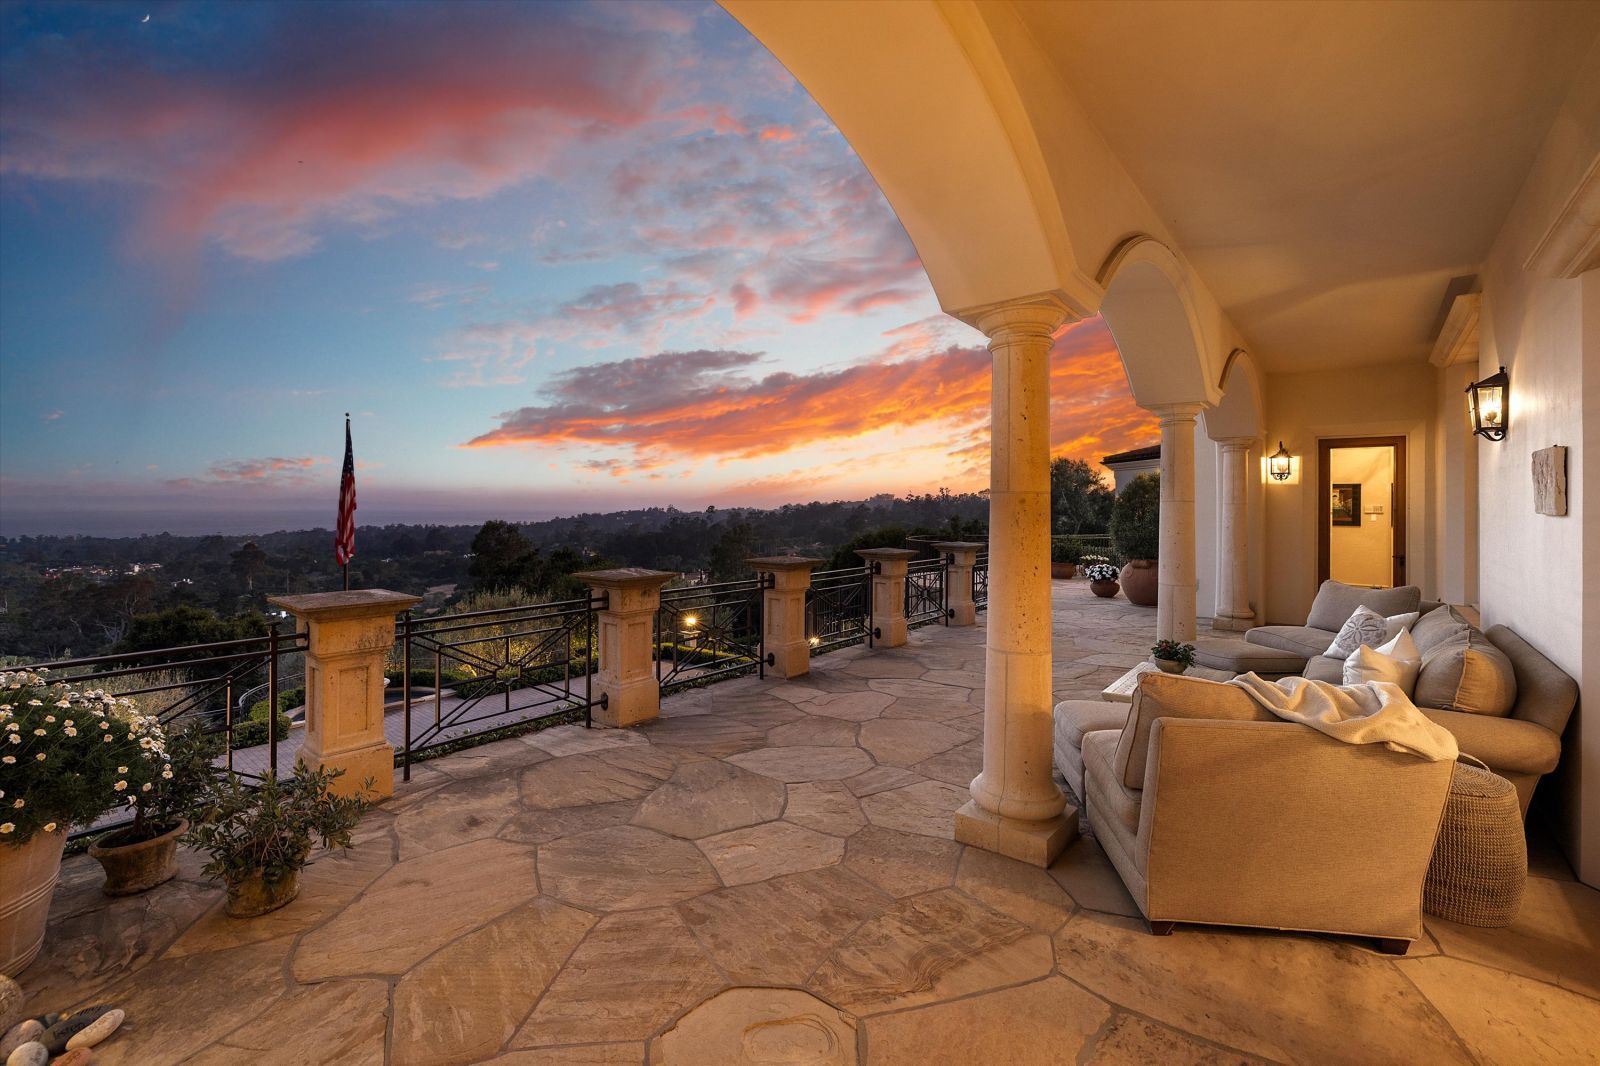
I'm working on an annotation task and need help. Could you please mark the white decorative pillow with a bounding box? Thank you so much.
[1344,628,1422,695]
[1324,605,1419,659]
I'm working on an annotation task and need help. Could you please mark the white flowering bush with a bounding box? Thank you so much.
[1083,563,1121,583]
[0,669,171,846]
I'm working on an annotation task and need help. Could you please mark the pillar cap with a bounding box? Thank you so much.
[747,555,824,571]
[929,541,986,551]
[574,567,677,590]
[855,548,920,561]
[270,589,420,620]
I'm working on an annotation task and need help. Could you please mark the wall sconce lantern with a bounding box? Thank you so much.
[1267,441,1295,482]
[1467,366,1509,441]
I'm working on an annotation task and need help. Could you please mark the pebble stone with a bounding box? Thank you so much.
[3,1041,47,1066]
[0,1022,41,1060]
[40,1013,94,1055]
[65,1009,123,1052]
[0,976,21,1035]
[52,1049,93,1066]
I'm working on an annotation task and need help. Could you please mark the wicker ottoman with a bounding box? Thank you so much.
[1424,762,1526,927]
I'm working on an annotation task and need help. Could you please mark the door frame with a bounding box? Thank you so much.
[1317,435,1407,588]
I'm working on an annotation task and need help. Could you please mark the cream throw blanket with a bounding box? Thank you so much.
[1228,673,1459,762]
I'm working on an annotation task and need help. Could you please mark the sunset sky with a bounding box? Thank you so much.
[0,0,1154,536]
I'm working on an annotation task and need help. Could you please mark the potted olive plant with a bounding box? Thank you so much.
[1112,473,1161,607]
[0,670,161,973]
[187,764,366,917]
[1151,639,1197,674]
[89,721,221,895]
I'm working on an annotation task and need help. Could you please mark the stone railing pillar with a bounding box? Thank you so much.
[933,541,984,626]
[749,556,823,678]
[269,590,420,800]
[956,297,1076,868]
[1154,402,1207,642]
[575,568,676,728]
[856,547,918,648]
[1213,437,1257,632]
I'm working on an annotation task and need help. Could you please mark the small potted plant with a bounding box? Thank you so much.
[1050,539,1078,580]
[1151,639,1197,674]
[89,721,222,896]
[0,670,160,973]
[1083,561,1121,598]
[186,764,366,918]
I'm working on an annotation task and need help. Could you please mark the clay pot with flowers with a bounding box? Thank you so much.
[1151,639,1197,675]
[1082,561,1122,599]
[0,670,170,974]
[89,721,221,896]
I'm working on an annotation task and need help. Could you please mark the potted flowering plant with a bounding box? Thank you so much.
[0,669,160,973]
[187,764,367,917]
[89,720,221,896]
[1083,561,1122,599]
[1150,639,1197,674]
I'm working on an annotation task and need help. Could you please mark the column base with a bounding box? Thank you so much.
[1211,612,1255,633]
[766,642,810,679]
[592,677,660,728]
[298,743,395,801]
[953,800,1078,867]
[875,620,908,648]
[947,604,976,627]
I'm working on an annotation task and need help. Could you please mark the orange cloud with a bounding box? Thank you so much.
[465,316,1155,476]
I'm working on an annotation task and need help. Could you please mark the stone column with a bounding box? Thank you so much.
[856,548,918,648]
[270,590,420,800]
[1213,437,1257,632]
[575,568,676,728]
[1154,403,1206,642]
[954,299,1076,867]
[749,556,822,678]
[933,541,984,626]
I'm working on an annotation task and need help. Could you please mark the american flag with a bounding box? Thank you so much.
[335,415,357,569]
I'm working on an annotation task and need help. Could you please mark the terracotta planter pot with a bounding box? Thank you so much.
[225,860,306,918]
[1050,562,1077,579]
[1120,560,1159,607]
[1089,580,1120,599]
[0,827,67,975]
[1153,657,1188,674]
[89,818,188,896]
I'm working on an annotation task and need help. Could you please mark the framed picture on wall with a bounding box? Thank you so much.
[1331,483,1362,526]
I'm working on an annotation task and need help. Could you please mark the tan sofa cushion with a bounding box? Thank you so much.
[1053,699,1129,798]
[1305,580,1423,632]
[1083,729,1141,837]
[1415,630,1517,716]
[1303,655,1345,684]
[1113,673,1275,789]
[1245,624,1332,660]
[1412,604,1472,654]
[1422,708,1562,776]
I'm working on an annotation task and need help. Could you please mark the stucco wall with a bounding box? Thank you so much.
[1432,362,1480,606]
[1260,363,1437,624]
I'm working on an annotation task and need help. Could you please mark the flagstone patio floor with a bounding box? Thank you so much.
[18,580,1600,1064]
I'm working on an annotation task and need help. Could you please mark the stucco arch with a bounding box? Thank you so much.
[1096,236,1220,409]
[1204,348,1266,440]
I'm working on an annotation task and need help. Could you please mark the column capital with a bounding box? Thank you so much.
[966,294,1080,342]
[271,589,421,624]
[746,555,823,573]
[573,567,676,592]
[1150,401,1208,426]
[855,547,919,574]
[1215,436,1257,452]
[930,540,985,564]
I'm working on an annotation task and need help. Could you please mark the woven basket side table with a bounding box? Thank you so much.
[1424,762,1526,928]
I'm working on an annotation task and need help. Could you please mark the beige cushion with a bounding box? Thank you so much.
[1305,580,1423,632]
[1343,630,1421,694]
[1246,624,1332,660]
[1192,639,1306,675]
[1053,700,1129,798]
[1113,673,1275,789]
[1415,631,1518,716]
[1304,655,1345,684]
[1323,606,1419,658]
[1422,707,1562,776]
[1083,729,1141,837]
[1412,604,1472,654]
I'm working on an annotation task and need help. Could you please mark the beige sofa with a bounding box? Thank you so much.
[1061,673,1453,951]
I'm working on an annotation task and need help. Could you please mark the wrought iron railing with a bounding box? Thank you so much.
[656,577,768,693]
[806,565,873,652]
[973,552,989,610]
[905,556,948,627]
[398,596,600,776]
[17,627,308,838]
